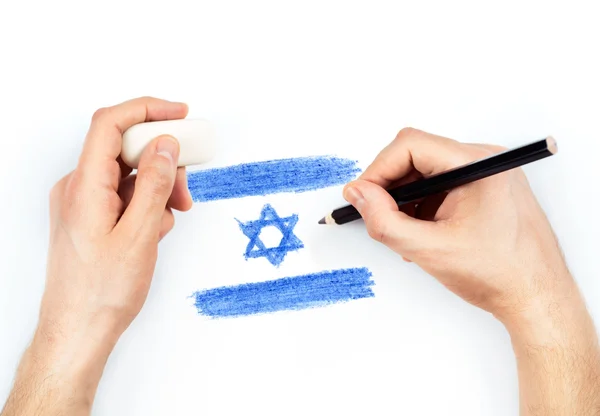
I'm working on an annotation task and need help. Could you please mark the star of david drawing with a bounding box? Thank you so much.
[236,204,304,267]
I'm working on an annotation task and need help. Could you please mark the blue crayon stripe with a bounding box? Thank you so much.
[187,156,361,202]
[192,267,374,318]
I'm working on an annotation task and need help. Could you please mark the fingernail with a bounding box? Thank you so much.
[156,136,178,165]
[344,185,365,210]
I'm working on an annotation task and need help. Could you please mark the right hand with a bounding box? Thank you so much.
[343,128,574,322]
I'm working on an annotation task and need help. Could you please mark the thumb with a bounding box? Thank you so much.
[343,179,444,257]
[117,135,179,240]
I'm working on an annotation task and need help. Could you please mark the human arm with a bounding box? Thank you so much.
[343,128,600,415]
[1,97,193,416]
[504,286,600,414]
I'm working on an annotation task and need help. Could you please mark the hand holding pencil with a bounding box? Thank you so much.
[337,128,569,321]
[334,128,600,412]
[319,135,556,225]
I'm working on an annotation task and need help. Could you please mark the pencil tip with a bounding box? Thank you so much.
[318,217,326,224]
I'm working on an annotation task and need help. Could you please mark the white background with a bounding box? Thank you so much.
[1,0,599,415]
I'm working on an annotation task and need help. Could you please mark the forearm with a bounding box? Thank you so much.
[501,279,600,415]
[1,322,116,416]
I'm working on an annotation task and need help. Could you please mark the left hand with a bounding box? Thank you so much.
[18,97,192,414]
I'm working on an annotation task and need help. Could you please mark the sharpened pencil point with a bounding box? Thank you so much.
[318,214,335,225]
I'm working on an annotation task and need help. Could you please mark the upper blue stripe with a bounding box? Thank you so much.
[187,155,361,202]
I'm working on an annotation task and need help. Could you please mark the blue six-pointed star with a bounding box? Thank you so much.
[236,204,304,267]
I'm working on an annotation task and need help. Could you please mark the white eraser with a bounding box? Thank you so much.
[121,119,216,168]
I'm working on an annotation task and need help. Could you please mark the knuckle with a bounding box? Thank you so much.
[58,173,84,223]
[130,96,155,108]
[164,210,175,230]
[57,203,73,226]
[108,159,122,181]
[366,212,389,244]
[467,143,508,158]
[141,165,172,195]
[461,145,494,165]
[367,226,383,242]
[396,127,420,141]
[49,180,64,203]
[91,107,111,123]
[49,182,64,217]
[64,170,84,197]
[491,171,515,190]
[106,193,124,214]
[484,144,508,153]
[472,146,494,159]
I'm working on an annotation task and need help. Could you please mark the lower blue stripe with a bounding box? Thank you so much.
[192,267,375,318]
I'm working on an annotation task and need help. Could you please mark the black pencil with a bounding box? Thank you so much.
[318,136,558,225]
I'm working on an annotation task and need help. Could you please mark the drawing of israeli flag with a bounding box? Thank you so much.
[186,155,375,318]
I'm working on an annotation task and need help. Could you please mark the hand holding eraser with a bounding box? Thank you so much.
[121,119,216,168]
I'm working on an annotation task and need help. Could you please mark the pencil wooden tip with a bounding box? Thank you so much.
[318,214,335,225]
[546,136,558,154]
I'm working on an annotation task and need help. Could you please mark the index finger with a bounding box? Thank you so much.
[78,96,188,192]
[359,128,484,188]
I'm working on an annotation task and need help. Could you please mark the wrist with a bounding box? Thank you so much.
[21,315,121,407]
[2,329,112,416]
[1,310,123,415]
[494,273,600,413]
[496,276,598,351]
[32,317,117,378]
